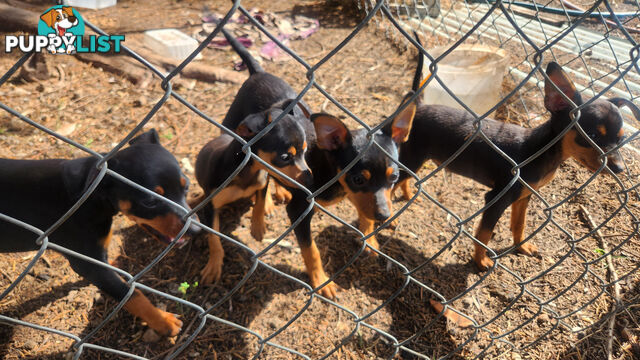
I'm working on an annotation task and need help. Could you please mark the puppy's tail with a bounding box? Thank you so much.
[220,26,263,75]
[412,31,425,94]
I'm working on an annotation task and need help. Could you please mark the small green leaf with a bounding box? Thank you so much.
[178,282,190,295]
[593,248,605,256]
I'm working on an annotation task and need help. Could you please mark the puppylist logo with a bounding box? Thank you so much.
[5,5,124,54]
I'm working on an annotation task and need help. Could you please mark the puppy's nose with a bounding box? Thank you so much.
[298,170,313,188]
[608,160,624,174]
[607,154,624,174]
[374,209,390,222]
[187,214,202,235]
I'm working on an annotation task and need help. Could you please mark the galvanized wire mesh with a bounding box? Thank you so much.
[1,0,640,359]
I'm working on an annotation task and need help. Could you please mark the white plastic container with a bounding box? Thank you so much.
[143,29,200,61]
[422,44,508,117]
[63,0,116,10]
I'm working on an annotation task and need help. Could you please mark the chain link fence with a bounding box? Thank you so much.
[1,0,640,358]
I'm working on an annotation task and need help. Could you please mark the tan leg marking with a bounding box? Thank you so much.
[274,182,292,203]
[200,210,224,285]
[396,178,413,201]
[300,241,337,299]
[100,229,113,250]
[473,226,494,271]
[510,196,538,256]
[357,210,379,256]
[251,188,267,242]
[264,185,275,215]
[124,289,182,336]
[429,299,473,328]
[200,177,269,284]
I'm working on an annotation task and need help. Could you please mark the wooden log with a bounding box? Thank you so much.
[74,52,150,85]
[0,3,244,85]
[134,48,246,84]
[0,4,38,32]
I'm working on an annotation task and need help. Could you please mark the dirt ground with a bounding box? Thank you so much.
[1,0,640,359]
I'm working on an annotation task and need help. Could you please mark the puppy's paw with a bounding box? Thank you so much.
[318,281,338,300]
[363,237,380,257]
[429,299,473,328]
[474,253,494,271]
[309,271,338,300]
[200,258,223,285]
[386,216,398,230]
[264,191,275,216]
[250,219,266,242]
[517,242,538,257]
[274,185,292,204]
[153,311,183,337]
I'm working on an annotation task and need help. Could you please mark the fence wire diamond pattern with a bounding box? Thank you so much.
[1,0,640,359]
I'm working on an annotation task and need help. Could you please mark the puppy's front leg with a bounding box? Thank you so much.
[357,210,379,256]
[66,251,182,336]
[200,208,224,284]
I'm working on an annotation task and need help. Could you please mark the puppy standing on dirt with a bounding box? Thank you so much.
[0,129,198,336]
[271,80,417,298]
[194,27,313,285]
[282,107,416,298]
[198,26,415,299]
[396,53,626,270]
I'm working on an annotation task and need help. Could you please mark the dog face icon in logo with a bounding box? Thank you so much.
[38,6,85,54]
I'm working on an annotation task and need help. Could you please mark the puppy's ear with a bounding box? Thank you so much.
[297,101,312,119]
[544,62,583,113]
[275,99,312,119]
[383,93,416,143]
[40,9,56,28]
[311,113,351,150]
[129,129,160,145]
[236,113,267,139]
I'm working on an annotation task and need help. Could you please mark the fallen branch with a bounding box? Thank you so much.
[134,48,246,84]
[0,4,50,82]
[579,205,622,360]
[75,53,152,86]
[0,4,38,32]
[0,4,243,85]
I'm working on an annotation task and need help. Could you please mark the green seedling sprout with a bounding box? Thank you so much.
[177,281,198,315]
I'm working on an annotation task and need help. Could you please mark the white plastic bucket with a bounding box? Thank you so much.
[422,44,509,117]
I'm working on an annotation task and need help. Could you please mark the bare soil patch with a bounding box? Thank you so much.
[1,0,640,359]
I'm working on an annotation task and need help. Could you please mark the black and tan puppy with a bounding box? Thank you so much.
[0,129,197,336]
[194,27,312,285]
[396,57,626,270]
[281,107,415,298]
[208,26,415,298]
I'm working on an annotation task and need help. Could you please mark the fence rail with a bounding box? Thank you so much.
[1,0,640,359]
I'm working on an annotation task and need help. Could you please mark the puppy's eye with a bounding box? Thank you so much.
[389,173,399,183]
[589,133,597,140]
[351,174,366,186]
[280,153,292,162]
[141,198,159,208]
